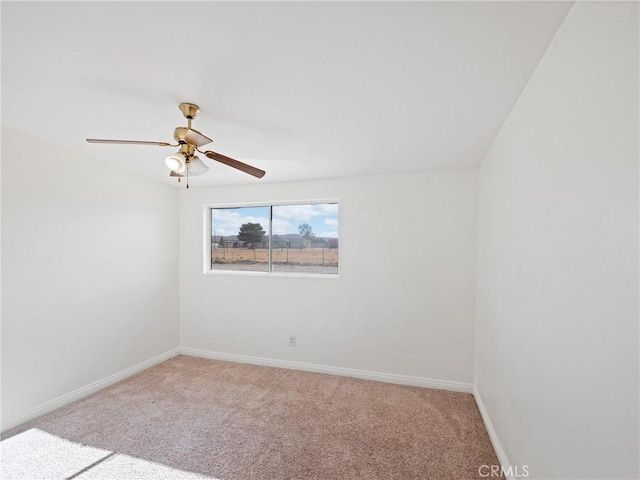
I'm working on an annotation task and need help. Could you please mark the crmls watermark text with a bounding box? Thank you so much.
[478,464,529,478]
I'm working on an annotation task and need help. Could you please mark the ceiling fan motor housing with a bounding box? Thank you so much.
[174,127,191,144]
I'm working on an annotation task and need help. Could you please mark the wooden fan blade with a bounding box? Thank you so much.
[86,139,172,146]
[204,151,266,178]
[184,128,213,148]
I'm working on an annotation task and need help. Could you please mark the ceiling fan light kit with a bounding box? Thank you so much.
[165,152,187,173]
[187,156,209,176]
[86,102,265,188]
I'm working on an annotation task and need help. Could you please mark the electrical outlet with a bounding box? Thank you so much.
[288,336,296,347]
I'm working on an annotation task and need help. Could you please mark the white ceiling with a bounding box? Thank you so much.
[2,1,573,187]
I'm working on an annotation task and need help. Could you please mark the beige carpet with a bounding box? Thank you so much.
[3,356,501,479]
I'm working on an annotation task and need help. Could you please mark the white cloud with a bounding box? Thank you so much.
[272,218,294,235]
[211,204,339,238]
[273,203,338,222]
[324,218,338,227]
[318,231,339,238]
[211,210,269,237]
[315,203,339,215]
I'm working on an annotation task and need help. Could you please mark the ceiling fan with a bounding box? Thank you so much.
[86,102,266,188]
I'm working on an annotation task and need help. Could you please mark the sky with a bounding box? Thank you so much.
[211,203,338,239]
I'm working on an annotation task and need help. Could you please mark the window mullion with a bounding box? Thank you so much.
[269,206,273,272]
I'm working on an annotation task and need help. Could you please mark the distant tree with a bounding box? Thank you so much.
[298,223,316,240]
[238,223,265,248]
[218,237,226,248]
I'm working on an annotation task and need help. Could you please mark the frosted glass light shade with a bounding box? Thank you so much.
[165,152,186,173]
[187,155,209,176]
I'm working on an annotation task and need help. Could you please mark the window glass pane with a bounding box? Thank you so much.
[211,206,270,272]
[271,203,339,274]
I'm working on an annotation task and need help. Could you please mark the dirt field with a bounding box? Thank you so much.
[212,247,338,274]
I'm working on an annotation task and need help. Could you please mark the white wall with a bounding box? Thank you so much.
[179,169,478,386]
[475,2,639,479]
[1,127,180,428]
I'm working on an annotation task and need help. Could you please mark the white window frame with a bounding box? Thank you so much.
[203,199,340,278]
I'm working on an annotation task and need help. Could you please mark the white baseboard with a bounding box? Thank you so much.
[1,348,180,433]
[2,347,473,434]
[473,385,514,480]
[180,347,473,393]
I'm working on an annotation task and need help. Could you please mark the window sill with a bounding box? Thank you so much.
[204,269,340,279]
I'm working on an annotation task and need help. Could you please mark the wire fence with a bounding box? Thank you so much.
[212,246,338,267]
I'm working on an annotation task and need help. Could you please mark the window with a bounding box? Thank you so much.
[208,201,339,275]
